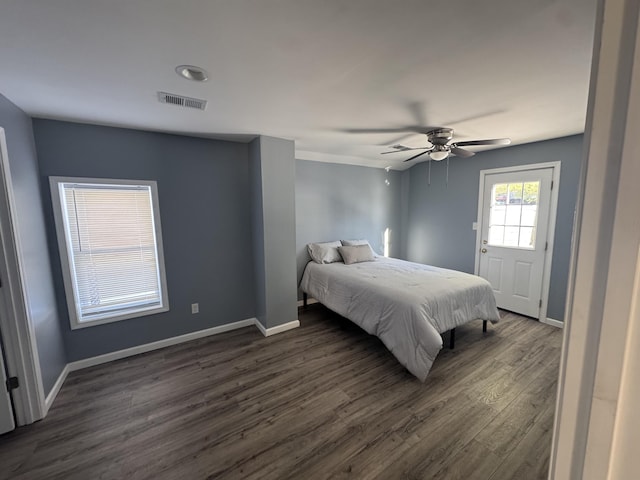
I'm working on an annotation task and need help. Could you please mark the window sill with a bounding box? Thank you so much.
[70,305,170,330]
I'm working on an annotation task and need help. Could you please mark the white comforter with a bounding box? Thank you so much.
[300,257,500,381]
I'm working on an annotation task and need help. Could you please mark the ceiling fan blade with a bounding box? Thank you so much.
[454,138,511,147]
[381,144,430,154]
[403,150,431,162]
[342,127,417,134]
[382,132,426,145]
[450,146,475,158]
[407,100,428,126]
[406,125,443,134]
[341,125,442,135]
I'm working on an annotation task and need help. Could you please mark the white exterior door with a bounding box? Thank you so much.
[0,338,15,434]
[478,167,554,318]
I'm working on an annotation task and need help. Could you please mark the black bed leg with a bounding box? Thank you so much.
[449,328,456,349]
[302,292,308,308]
[483,320,488,333]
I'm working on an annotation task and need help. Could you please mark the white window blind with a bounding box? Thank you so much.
[51,178,169,328]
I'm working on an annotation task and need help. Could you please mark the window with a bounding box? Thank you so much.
[50,177,169,329]
[488,181,540,249]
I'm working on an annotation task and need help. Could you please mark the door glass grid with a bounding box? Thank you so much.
[489,181,539,248]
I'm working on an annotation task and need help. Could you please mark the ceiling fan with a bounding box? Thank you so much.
[381,128,511,162]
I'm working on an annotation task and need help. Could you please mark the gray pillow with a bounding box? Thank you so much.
[341,239,377,257]
[307,241,342,264]
[338,244,376,265]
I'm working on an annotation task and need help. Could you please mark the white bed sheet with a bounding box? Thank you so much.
[300,256,500,381]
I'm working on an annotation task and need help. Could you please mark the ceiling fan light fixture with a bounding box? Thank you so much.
[429,150,449,161]
[175,65,209,82]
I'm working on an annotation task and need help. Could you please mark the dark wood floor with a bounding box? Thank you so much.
[0,306,562,480]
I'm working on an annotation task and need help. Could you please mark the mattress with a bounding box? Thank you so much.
[299,256,500,381]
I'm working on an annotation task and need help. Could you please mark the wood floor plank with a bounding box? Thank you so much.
[375,394,499,478]
[0,306,562,480]
[431,439,502,480]
[487,424,553,480]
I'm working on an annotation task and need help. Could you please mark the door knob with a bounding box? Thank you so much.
[481,248,487,253]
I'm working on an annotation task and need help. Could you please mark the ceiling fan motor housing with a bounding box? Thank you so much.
[427,128,454,145]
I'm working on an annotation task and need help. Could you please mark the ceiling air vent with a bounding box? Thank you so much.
[157,92,207,111]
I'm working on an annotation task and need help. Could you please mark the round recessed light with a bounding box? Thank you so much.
[175,65,209,82]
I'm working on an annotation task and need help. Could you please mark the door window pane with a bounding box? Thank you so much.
[487,180,540,249]
[519,227,535,248]
[508,183,523,204]
[489,226,504,245]
[505,205,522,225]
[504,226,520,246]
[490,205,506,225]
[523,181,539,205]
[521,205,538,226]
[493,183,508,205]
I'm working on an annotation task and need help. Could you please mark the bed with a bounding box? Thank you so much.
[299,249,500,382]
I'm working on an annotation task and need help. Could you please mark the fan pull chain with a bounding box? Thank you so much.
[428,159,431,185]
[446,156,450,187]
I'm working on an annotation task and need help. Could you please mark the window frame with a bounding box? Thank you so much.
[49,176,170,330]
[487,181,541,250]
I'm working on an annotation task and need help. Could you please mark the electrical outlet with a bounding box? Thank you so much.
[191,303,199,314]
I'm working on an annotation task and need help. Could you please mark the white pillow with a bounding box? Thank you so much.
[307,241,342,264]
[338,245,376,265]
[341,239,377,257]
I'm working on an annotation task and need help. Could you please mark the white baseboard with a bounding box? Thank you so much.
[44,364,70,415]
[254,319,300,337]
[297,297,319,307]
[46,316,302,412]
[67,317,257,372]
[541,317,564,328]
[43,318,300,417]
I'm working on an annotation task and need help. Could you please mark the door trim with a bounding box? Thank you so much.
[474,161,561,322]
[0,128,45,424]
[551,0,640,476]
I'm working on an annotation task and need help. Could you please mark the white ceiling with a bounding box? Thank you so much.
[0,0,597,170]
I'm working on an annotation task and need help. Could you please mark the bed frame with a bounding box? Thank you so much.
[302,292,488,350]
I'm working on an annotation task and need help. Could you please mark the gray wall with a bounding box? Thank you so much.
[0,94,66,395]
[250,137,298,328]
[399,169,411,260]
[249,139,266,326]
[295,160,403,286]
[405,134,583,320]
[33,120,256,361]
